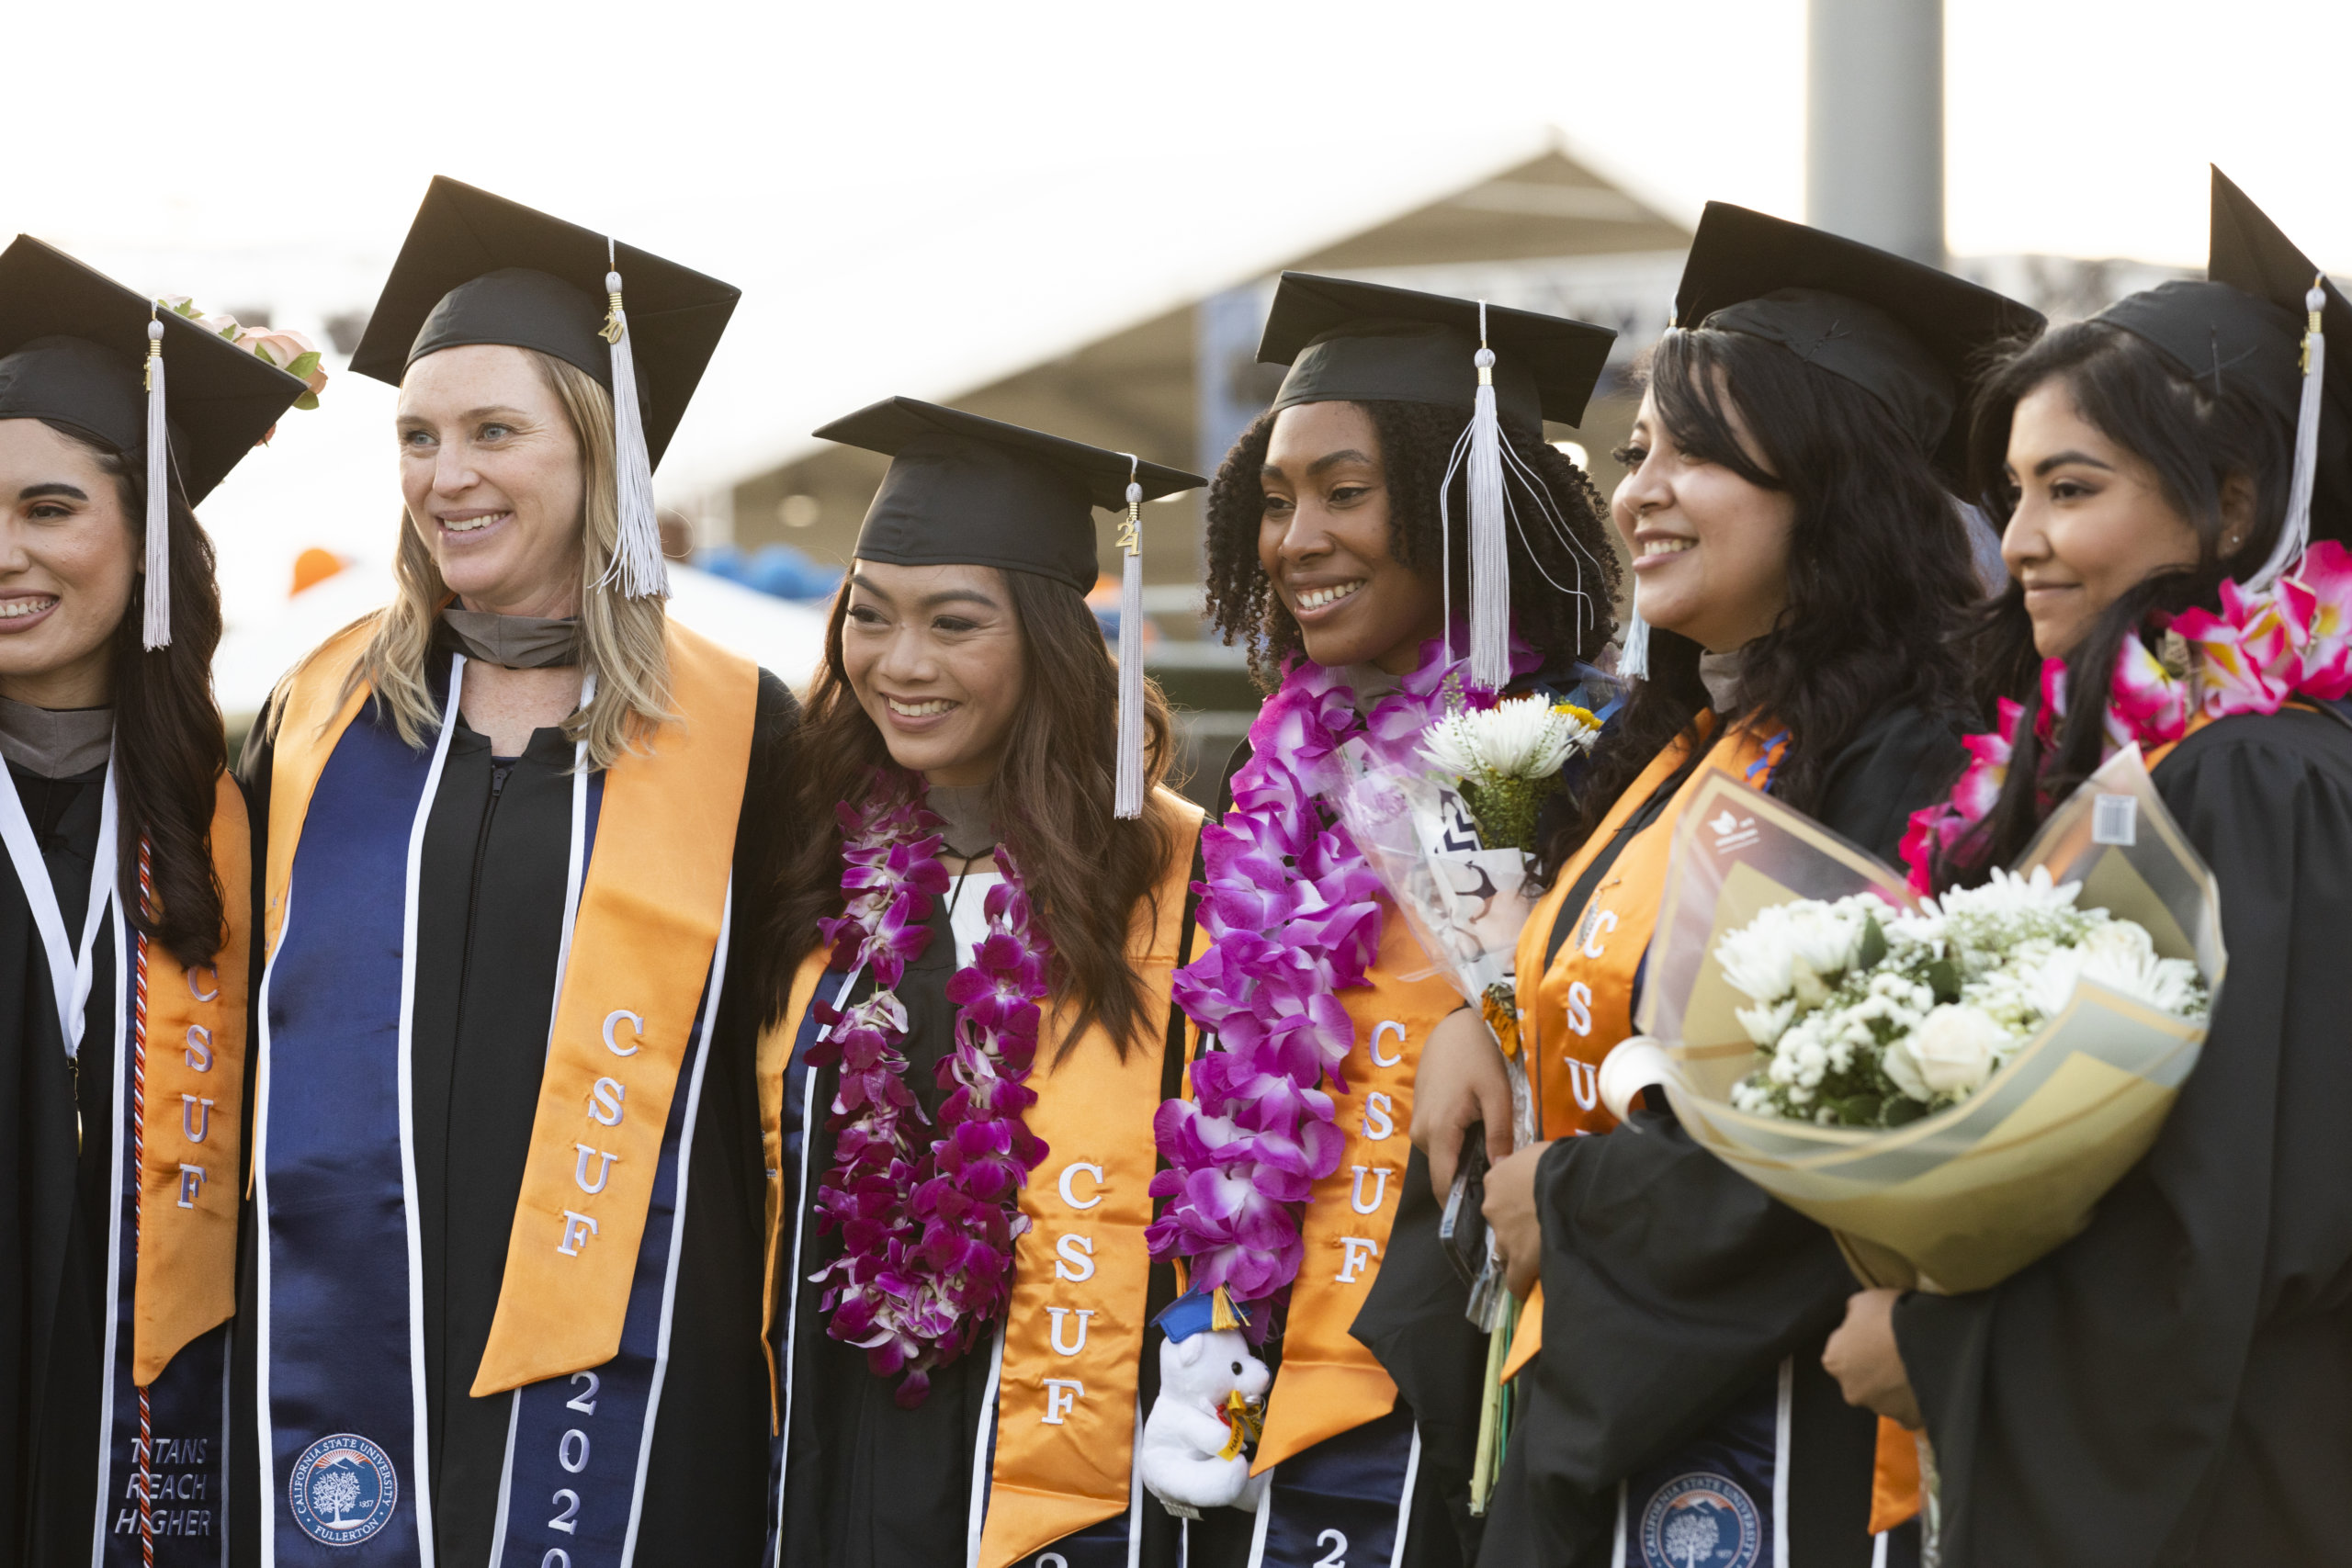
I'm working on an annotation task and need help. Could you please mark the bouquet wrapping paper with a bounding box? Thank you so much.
[1633,746,2223,1293]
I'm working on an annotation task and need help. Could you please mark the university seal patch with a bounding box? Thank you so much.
[1638,1471,1762,1568]
[289,1433,400,1545]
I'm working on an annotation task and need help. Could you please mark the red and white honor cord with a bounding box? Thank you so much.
[131,840,154,1568]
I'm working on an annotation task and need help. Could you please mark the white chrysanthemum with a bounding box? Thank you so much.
[1420,696,1599,784]
[2025,919,2206,1021]
[1736,995,1799,1048]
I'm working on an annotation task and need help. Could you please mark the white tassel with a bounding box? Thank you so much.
[1466,302,1510,691]
[2250,277,2327,592]
[1618,579,1651,682]
[141,316,171,649]
[1114,468,1146,819]
[599,261,668,599]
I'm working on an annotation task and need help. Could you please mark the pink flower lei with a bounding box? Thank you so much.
[806,773,1054,1408]
[1902,539,2352,891]
[1148,637,1534,1331]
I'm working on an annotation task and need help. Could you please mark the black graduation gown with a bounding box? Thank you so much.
[229,668,799,1568]
[775,878,1187,1568]
[1,761,121,1562]
[1479,705,1964,1568]
[1892,703,2352,1566]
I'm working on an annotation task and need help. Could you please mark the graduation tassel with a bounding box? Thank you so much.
[599,243,667,599]
[1114,457,1147,820]
[1466,301,1510,691]
[2250,276,2328,592]
[1618,579,1652,682]
[141,312,171,649]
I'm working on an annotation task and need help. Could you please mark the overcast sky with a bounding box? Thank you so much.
[13,0,2349,627]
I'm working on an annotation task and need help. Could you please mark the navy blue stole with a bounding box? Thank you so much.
[1216,1406,1420,1568]
[255,677,727,1566]
[1616,1360,1787,1568]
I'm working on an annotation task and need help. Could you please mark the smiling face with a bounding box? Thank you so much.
[2000,378,2217,660]
[396,344,586,617]
[0,420,141,708]
[1257,400,1445,672]
[840,558,1028,787]
[1611,386,1797,654]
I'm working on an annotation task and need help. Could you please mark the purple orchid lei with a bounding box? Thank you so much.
[1147,636,1535,1332]
[1902,539,2352,892]
[806,773,1054,1408]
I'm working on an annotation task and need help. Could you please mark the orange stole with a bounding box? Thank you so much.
[264,618,758,1394]
[1250,907,1461,1474]
[1499,719,1776,1381]
[132,773,251,1386]
[758,794,1205,1568]
[978,790,1204,1568]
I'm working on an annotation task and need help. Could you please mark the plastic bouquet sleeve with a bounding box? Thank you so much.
[1632,745,2224,1294]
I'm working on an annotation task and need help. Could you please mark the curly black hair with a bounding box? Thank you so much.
[1202,400,1619,684]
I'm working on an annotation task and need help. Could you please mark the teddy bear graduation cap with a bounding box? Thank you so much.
[0,236,311,648]
[349,176,741,601]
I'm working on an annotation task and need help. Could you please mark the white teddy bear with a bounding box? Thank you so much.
[1140,1312,1272,1517]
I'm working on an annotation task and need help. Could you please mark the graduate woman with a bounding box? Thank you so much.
[762,398,1204,1567]
[232,179,797,1566]
[1151,274,1622,1568]
[1821,170,2352,1568]
[1449,206,2042,1568]
[0,239,307,1566]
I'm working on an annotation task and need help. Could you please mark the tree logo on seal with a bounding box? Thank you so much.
[289,1433,399,1545]
[1639,1471,1761,1568]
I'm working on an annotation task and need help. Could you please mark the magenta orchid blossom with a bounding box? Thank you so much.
[1903,540,2352,892]
[807,775,1054,1408]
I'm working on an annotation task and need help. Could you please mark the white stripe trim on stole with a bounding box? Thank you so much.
[1243,1463,1274,1568]
[771,961,865,1568]
[1388,1423,1423,1568]
[1871,1528,1890,1568]
[543,672,595,1045]
[1125,1403,1146,1568]
[220,1321,234,1568]
[254,883,292,1568]
[85,900,130,1568]
[1772,1357,1794,1568]
[396,660,465,1566]
[965,1324,1008,1568]
[1610,1481,1628,1568]
[485,1391,523,1568]
[617,880,732,1566]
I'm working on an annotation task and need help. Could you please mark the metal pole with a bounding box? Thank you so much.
[1806,0,1945,265]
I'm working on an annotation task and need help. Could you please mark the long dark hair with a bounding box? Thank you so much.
[49,423,230,967]
[1202,400,1619,683]
[1539,328,1980,880]
[762,569,1182,1060]
[1934,321,2290,880]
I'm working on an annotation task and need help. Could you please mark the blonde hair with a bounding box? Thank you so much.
[336,349,674,767]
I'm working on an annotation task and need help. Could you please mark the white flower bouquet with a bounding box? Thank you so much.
[1615,745,2222,1294]
[1720,870,2208,1129]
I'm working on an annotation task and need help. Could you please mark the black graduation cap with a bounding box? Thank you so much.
[347,176,739,468]
[1260,272,1617,431]
[0,235,306,503]
[814,397,1204,594]
[2098,167,2352,527]
[1673,202,2045,475]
